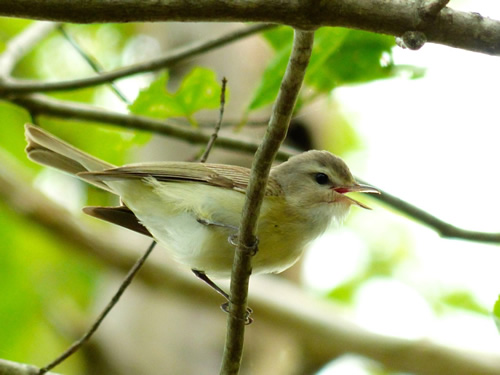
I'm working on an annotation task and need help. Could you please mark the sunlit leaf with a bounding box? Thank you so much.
[322,110,362,155]
[129,67,224,126]
[247,47,290,111]
[494,295,500,333]
[440,291,489,315]
[248,26,423,112]
[305,28,395,92]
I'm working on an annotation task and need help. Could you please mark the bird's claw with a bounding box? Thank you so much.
[220,302,254,325]
[228,234,259,256]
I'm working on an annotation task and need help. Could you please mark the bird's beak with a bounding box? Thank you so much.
[333,183,381,209]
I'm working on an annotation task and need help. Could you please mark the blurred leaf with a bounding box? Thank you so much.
[248,26,423,112]
[36,117,149,207]
[38,117,148,167]
[328,278,361,303]
[494,295,500,333]
[322,109,362,155]
[247,47,290,111]
[441,291,489,316]
[246,26,293,111]
[0,200,100,368]
[0,101,32,165]
[262,26,294,50]
[326,224,409,304]
[129,67,224,126]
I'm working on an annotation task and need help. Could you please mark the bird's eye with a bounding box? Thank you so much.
[314,173,330,185]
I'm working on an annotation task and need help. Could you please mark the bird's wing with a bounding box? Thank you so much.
[79,162,284,196]
[83,206,152,237]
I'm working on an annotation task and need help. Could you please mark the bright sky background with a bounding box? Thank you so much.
[305,1,500,373]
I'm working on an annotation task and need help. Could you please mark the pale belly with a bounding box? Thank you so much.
[111,179,331,278]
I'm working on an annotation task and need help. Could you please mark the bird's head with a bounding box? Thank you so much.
[271,150,380,223]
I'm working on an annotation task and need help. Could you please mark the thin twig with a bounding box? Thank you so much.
[419,0,451,19]
[57,25,130,104]
[219,29,315,375]
[0,24,275,94]
[364,183,500,244]
[199,77,227,163]
[38,241,157,374]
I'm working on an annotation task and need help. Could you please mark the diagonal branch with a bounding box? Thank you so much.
[0,23,274,94]
[0,0,499,55]
[366,184,500,244]
[220,29,315,375]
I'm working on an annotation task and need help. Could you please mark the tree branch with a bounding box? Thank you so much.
[0,23,274,94]
[366,184,500,244]
[1,153,500,375]
[11,94,293,160]
[220,29,314,375]
[0,0,499,55]
[0,359,59,375]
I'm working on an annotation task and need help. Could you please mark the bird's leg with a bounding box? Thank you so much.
[228,234,259,256]
[192,269,229,300]
[192,269,253,325]
[195,216,254,323]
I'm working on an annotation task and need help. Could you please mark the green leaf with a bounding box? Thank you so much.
[305,28,395,92]
[0,200,99,368]
[248,27,422,112]
[327,278,361,303]
[38,117,148,167]
[441,291,489,316]
[494,295,500,333]
[322,110,362,155]
[247,47,290,111]
[129,67,224,126]
[262,26,294,51]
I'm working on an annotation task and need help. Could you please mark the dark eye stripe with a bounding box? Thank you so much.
[314,172,330,185]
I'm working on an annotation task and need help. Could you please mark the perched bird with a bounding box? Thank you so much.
[25,124,379,287]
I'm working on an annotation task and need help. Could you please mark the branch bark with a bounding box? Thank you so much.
[0,359,59,375]
[0,0,499,55]
[220,29,315,374]
[1,153,499,375]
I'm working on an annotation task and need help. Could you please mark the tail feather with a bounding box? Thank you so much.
[25,123,115,192]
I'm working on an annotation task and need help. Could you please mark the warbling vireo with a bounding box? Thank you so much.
[25,124,379,279]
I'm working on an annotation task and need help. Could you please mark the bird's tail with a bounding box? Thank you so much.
[25,123,115,192]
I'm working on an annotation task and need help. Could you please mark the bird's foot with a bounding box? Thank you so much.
[220,302,254,325]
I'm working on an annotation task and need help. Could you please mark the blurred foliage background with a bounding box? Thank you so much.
[0,11,499,375]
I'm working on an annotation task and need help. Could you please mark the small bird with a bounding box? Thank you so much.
[25,124,379,284]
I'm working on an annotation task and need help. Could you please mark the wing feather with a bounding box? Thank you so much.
[79,162,283,196]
